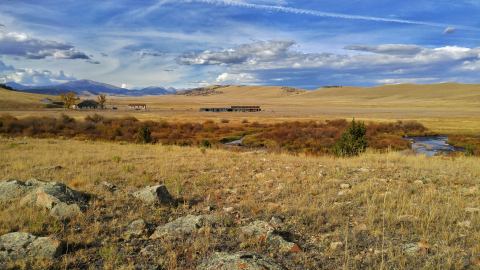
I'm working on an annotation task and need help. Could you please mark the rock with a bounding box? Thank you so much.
[357,168,370,173]
[240,220,274,239]
[0,180,36,203]
[101,181,117,192]
[124,219,148,239]
[330,241,344,251]
[204,205,215,212]
[197,252,285,270]
[340,183,351,189]
[0,232,63,261]
[150,214,220,239]
[132,185,175,205]
[240,220,301,253]
[269,216,284,228]
[1,179,87,220]
[457,220,472,228]
[223,207,234,213]
[413,180,424,185]
[50,203,83,220]
[403,243,420,255]
[403,242,429,255]
[19,180,87,220]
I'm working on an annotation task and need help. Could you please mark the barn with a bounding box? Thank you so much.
[76,100,99,110]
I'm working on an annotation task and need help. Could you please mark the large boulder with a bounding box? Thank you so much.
[150,214,221,239]
[0,232,63,261]
[132,185,175,205]
[240,220,301,253]
[197,252,285,270]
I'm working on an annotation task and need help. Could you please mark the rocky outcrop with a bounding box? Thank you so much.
[0,232,64,261]
[197,252,285,270]
[0,179,88,220]
[150,214,221,239]
[240,220,301,253]
[132,185,175,205]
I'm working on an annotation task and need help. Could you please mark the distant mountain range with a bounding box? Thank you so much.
[5,80,176,96]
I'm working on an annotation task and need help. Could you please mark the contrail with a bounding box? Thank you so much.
[181,0,478,31]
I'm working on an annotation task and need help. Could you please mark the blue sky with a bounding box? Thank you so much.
[1,0,480,89]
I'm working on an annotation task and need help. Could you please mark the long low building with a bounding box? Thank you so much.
[200,106,261,112]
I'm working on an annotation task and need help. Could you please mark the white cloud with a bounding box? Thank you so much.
[0,60,76,85]
[178,40,480,87]
[178,40,294,65]
[215,72,257,83]
[0,31,90,60]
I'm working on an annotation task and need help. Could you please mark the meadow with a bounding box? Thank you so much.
[0,137,479,269]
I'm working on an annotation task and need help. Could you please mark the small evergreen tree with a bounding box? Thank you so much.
[136,126,152,144]
[200,139,212,148]
[334,119,367,157]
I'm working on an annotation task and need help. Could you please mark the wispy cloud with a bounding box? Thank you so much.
[182,0,479,30]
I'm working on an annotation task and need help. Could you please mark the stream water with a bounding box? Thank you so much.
[405,136,463,156]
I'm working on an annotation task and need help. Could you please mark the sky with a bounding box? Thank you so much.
[1,0,480,89]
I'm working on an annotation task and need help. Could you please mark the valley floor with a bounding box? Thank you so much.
[0,137,479,269]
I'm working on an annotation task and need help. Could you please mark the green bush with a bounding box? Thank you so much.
[200,139,212,148]
[465,144,475,156]
[334,119,367,157]
[136,126,152,144]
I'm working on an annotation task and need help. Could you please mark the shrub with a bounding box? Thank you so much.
[200,139,212,148]
[136,126,152,144]
[220,119,230,124]
[465,145,475,156]
[333,119,368,157]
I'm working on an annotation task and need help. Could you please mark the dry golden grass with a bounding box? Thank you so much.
[1,137,479,269]
[2,83,480,134]
[0,88,56,109]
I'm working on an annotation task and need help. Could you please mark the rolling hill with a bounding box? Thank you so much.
[0,87,57,109]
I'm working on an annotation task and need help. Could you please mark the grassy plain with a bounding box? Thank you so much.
[2,83,480,134]
[0,137,479,269]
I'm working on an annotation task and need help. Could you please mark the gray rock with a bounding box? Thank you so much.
[197,252,285,270]
[403,243,420,255]
[240,220,274,239]
[240,220,301,253]
[0,232,63,261]
[19,180,87,220]
[50,203,83,220]
[0,180,35,203]
[124,219,148,239]
[101,181,117,192]
[132,185,174,205]
[150,214,220,239]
